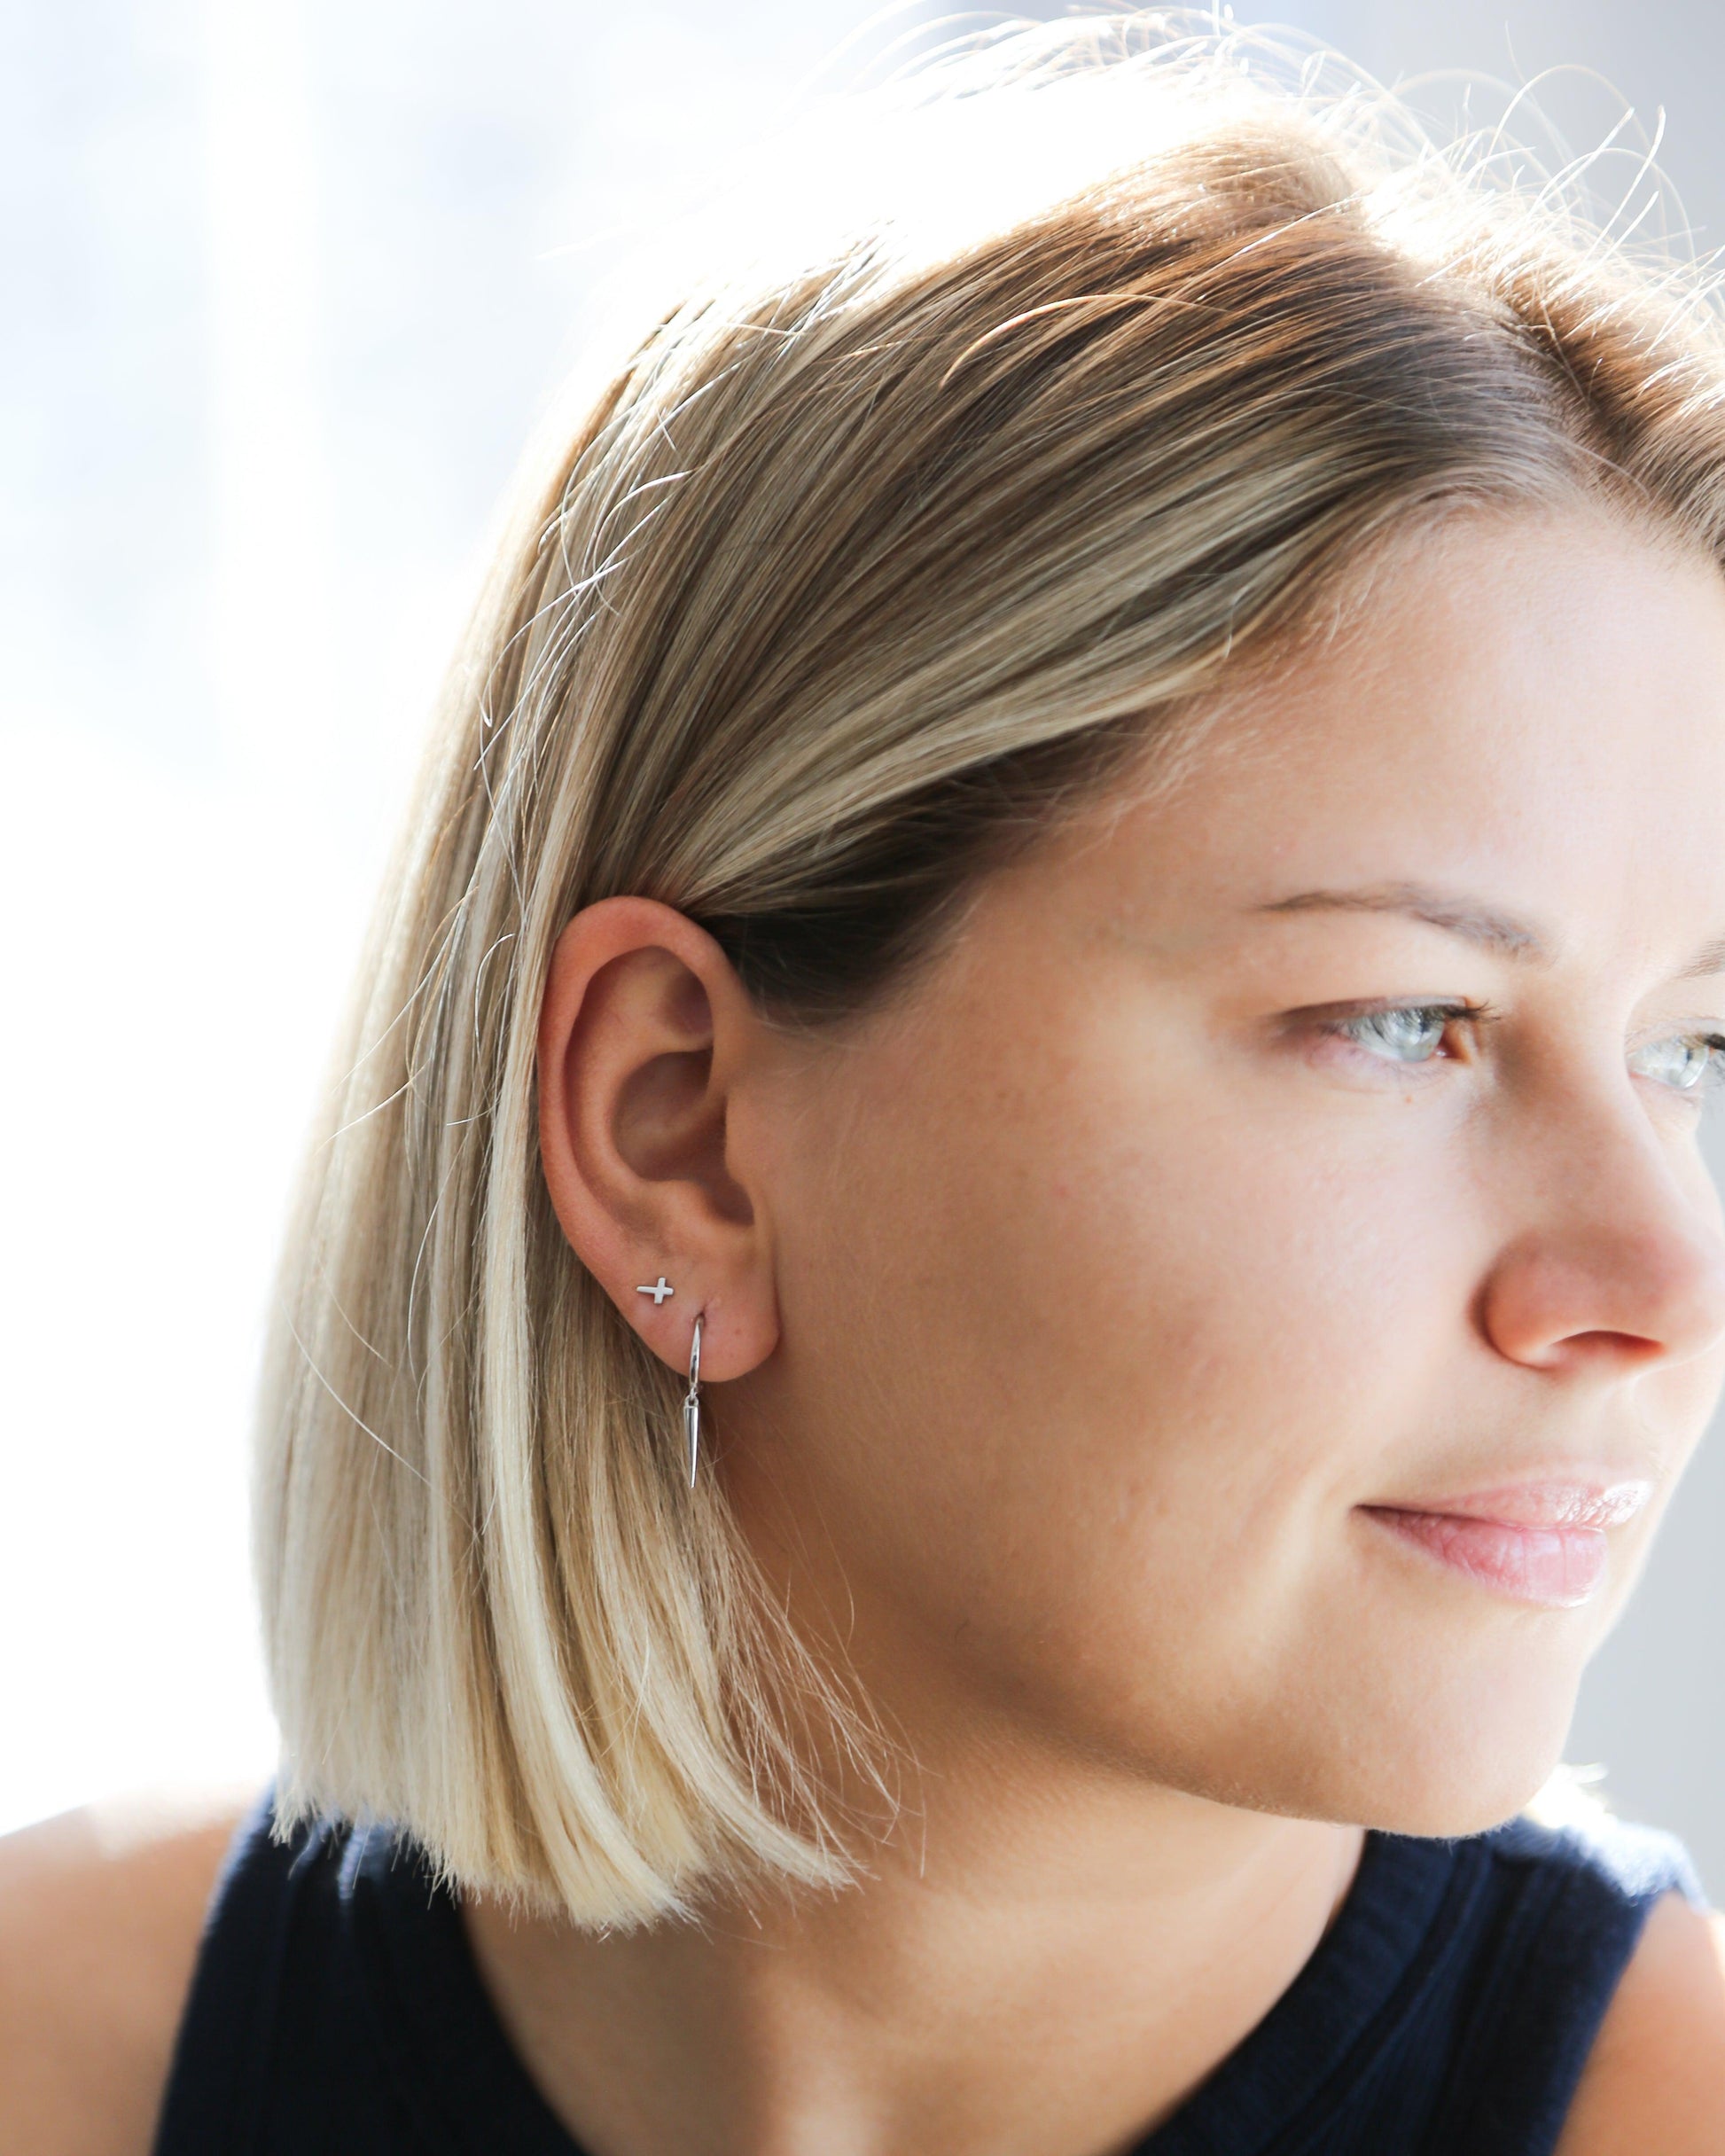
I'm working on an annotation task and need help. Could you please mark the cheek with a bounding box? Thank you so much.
[797,989,1468,1672]
[768,972,1619,1833]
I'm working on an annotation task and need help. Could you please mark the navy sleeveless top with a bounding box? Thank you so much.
[152,1791,1702,2155]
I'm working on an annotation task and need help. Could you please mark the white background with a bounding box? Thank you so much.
[5,0,1725,1885]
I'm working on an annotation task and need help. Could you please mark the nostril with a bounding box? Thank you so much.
[1477,1233,1725,1372]
[1563,1331,1668,1370]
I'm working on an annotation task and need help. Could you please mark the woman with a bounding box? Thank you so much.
[8,19,1725,2152]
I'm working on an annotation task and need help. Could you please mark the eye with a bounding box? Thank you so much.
[1325,1004,1477,1066]
[1627,1032,1725,1094]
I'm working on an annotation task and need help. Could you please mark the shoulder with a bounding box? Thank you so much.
[1555,1890,1725,2155]
[0,1787,256,2156]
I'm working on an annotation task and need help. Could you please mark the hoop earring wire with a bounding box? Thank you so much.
[683,1315,703,1488]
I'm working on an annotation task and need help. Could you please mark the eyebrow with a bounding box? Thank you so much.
[1259,880,1725,984]
[1675,935,1725,982]
[1257,880,1552,962]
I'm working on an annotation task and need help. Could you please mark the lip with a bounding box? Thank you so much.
[1359,1480,1653,1610]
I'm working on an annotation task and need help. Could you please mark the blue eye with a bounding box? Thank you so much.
[1336,1005,1456,1064]
[1627,1033,1725,1093]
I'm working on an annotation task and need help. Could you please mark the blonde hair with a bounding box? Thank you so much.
[257,15,1725,1926]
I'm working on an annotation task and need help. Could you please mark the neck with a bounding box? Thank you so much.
[463,1741,1363,2156]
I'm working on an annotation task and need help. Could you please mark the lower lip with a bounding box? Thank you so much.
[1362,1508,1610,1608]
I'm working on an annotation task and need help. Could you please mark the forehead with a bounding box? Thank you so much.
[1076,508,1725,942]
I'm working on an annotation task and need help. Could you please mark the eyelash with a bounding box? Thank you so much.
[1312,1003,1725,1094]
[1314,1000,1498,1062]
[1640,1030,1725,1096]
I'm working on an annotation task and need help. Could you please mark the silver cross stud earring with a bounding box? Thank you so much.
[636,1275,675,1306]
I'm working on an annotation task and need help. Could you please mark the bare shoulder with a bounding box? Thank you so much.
[1555,1889,1725,2156]
[0,1787,256,2156]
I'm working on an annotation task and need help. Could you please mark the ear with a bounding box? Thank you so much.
[536,896,779,1382]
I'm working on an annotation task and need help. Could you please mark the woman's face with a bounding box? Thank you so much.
[722,508,1725,1835]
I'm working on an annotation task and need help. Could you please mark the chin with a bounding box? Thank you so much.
[1191,1649,1588,1841]
[1296,1591,1604,1838]
[1359,1760,1560,1840]
[1327,1697,1580,1840]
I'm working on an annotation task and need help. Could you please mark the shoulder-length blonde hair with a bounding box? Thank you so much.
[257,16,1725,1926]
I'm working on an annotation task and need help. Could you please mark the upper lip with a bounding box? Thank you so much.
[1364,1479,1654,1532]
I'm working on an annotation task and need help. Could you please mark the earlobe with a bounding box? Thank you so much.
[535,896,781,1384]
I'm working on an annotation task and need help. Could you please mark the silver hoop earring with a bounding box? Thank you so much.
[683,1315,703,1488]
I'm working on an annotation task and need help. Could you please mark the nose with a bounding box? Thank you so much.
[1479,1110,1725,1377]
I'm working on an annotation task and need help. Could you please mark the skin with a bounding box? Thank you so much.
[7,505,1725,2151]
[0,1792,251,2153]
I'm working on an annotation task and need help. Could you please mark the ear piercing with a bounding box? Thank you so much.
[683,1315,702,1489]
[635,1276,702,1487]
